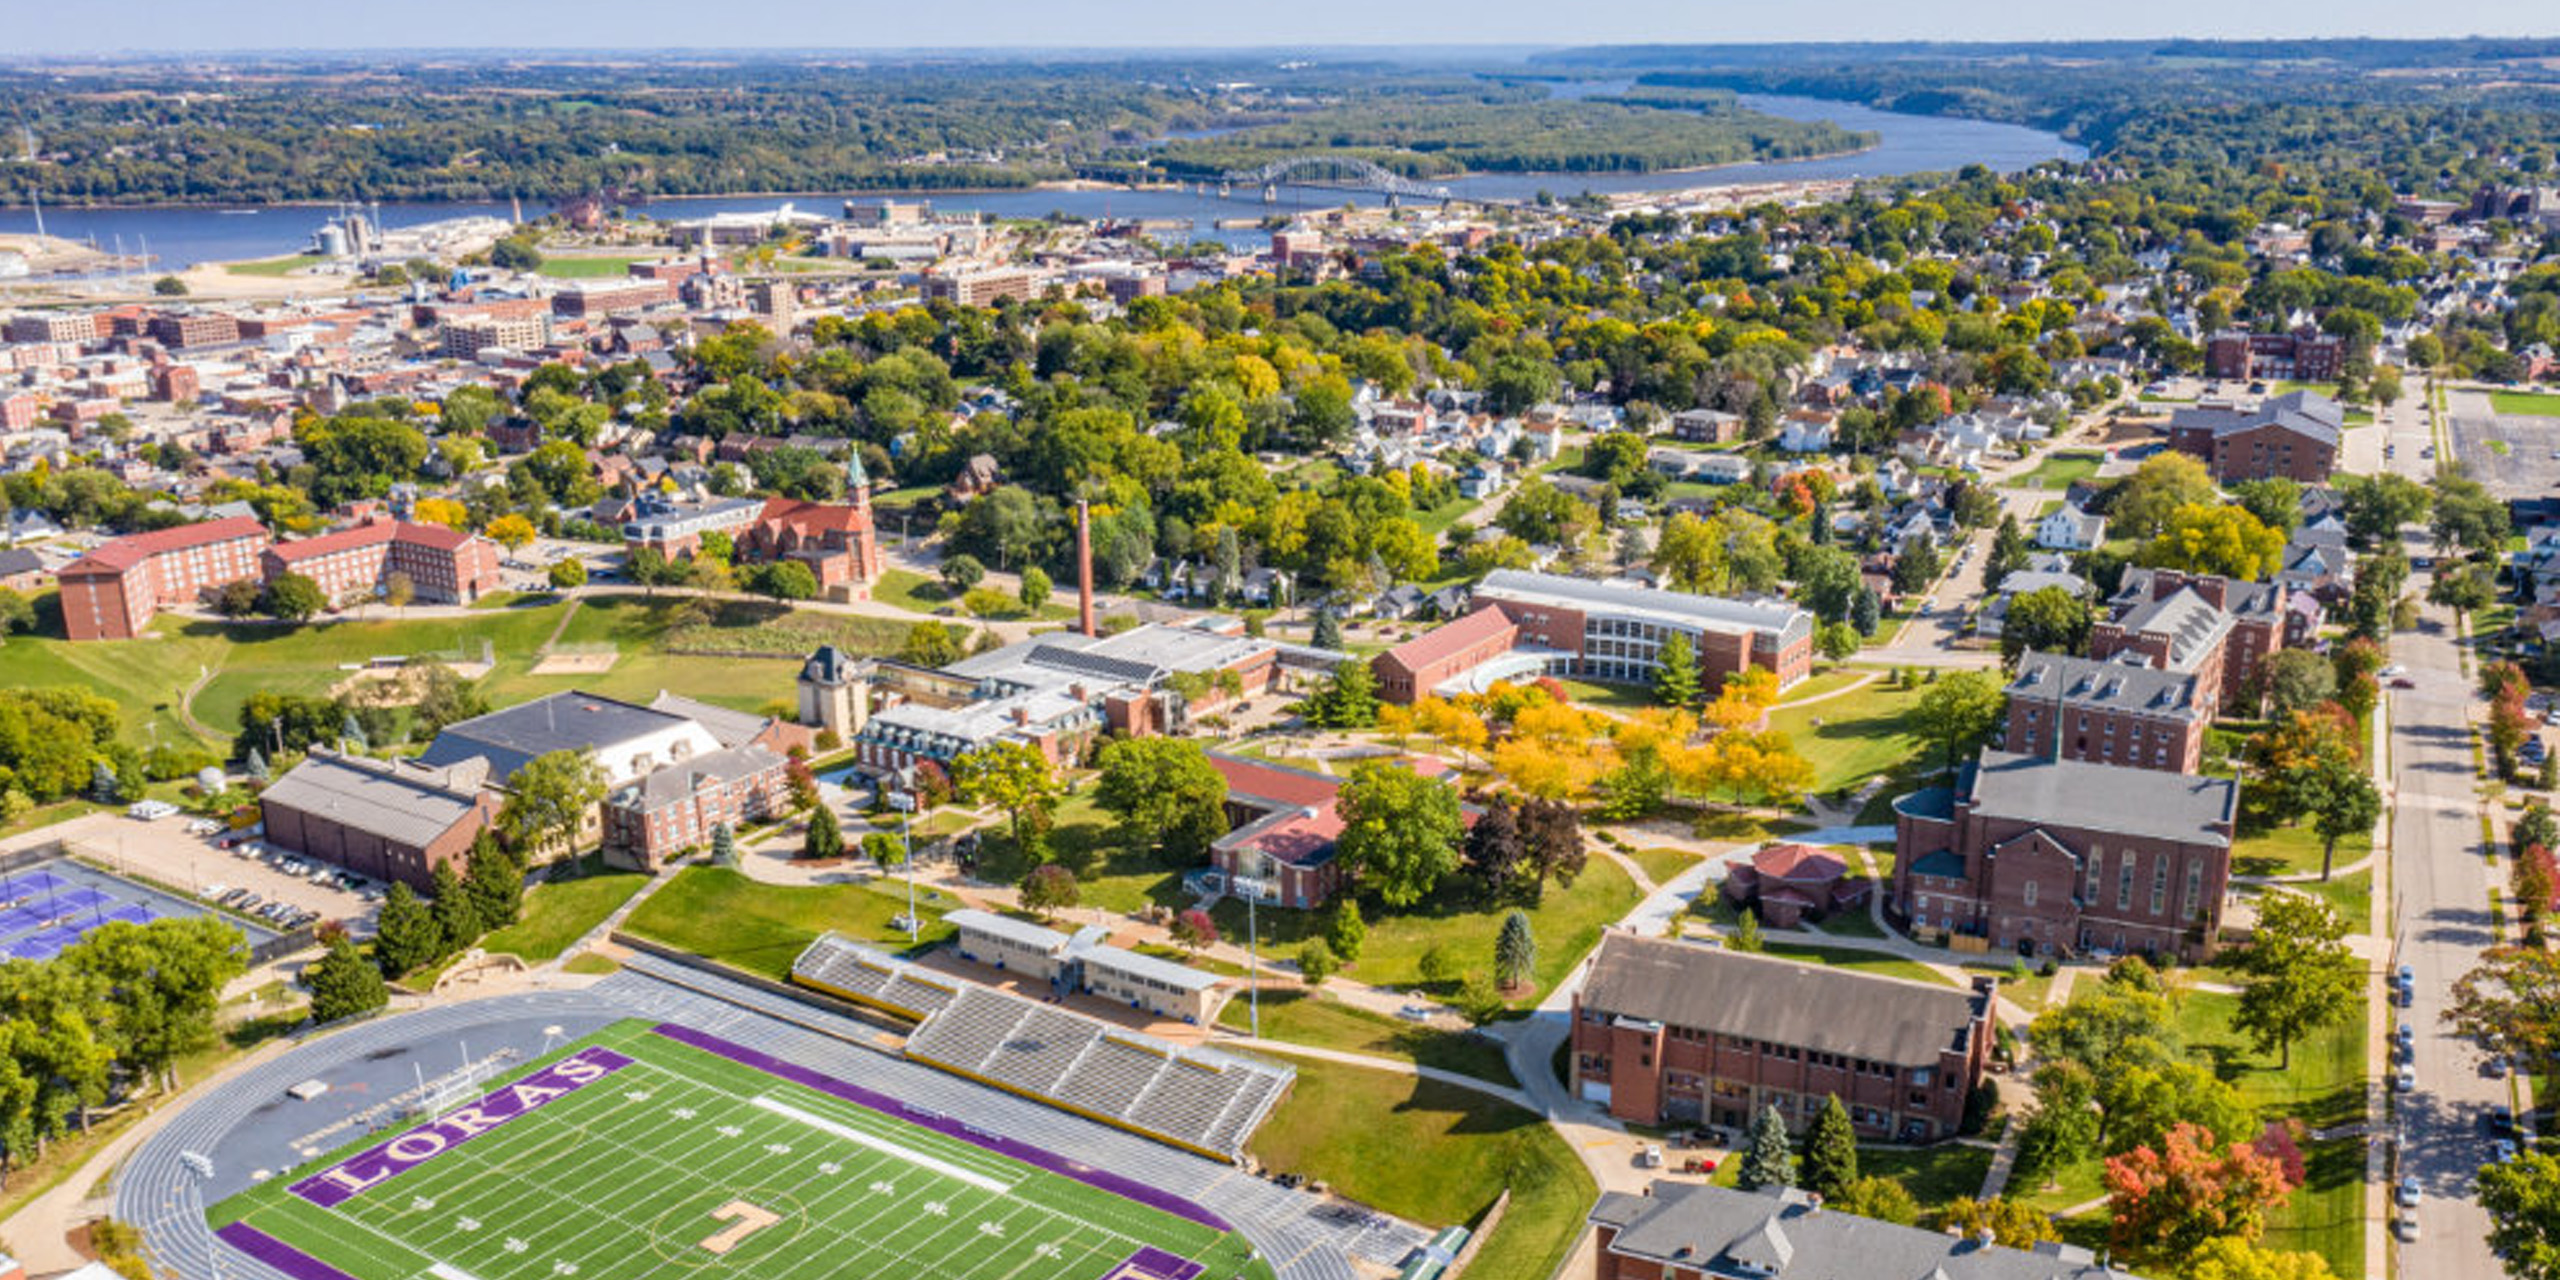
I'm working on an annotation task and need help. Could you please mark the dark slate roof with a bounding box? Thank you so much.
[2166,389,2344,450]
[1591,1183,2142,1280]
[648,692,771,750]
[800,644,857,686]
[607,744,781,815]
[2007,651,2205,722]
[1580,934,1986,1066]
[415,690,686,780]
[1963,749,2235,848]
[1911,849,1969,878]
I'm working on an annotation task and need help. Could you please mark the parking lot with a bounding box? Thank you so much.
[13,810,381,940]
[2446,387,2560,499]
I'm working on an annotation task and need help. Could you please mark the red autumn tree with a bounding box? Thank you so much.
[2103,1122,2297,1267]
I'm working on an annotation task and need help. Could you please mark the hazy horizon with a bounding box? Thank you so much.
[10,1,2558,58]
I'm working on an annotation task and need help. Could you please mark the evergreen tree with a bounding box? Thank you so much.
[1311,608,1344,652]
[429,861,481,953]
[244,748,270,783]
[711,821,736,866]
[804,807,844,861]
[307,938,389,1023]
[1799,1094,1861,1199]
[1494,909,1538,991]
[1850,588,1882,637]
[1325,897,1367,963]
[372,884,442,978]
[1652,631,1702,708]
[1304,660,1379,729]
[341,712,368,752]
[1732,906,1765,952]
[1737,1105,1795,1191]
[462,834,524,931]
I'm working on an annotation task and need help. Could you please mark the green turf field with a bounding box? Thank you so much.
[211,1020,1272,1280]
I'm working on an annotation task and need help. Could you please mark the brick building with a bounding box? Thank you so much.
[919,267,1043,307]
[1892,750,2239,961]
[2203,328,2345,383]
[145,312,241,349]
[2164,391,2344,483]
[2002,651,2210,774]
[1467,569,1815,693]
[734,457,887,598]
[261,518,503,606]
[599,743,788,868]
[57,515,270,641]
[5,312,100,344]
[1569,934,1996,1142]
[2089,568,2291,714]
[257,750,500,891]
[1205,752,1349,909]
[442,314,551,360]
[551,278,676,318]
[1371,605,1520,704]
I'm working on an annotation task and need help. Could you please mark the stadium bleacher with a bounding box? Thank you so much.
[793,933,1294,1163]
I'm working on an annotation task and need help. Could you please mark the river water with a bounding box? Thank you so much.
[0,93,2082,269]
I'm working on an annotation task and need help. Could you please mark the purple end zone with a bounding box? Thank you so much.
[1108,1245,1208,1280]
[216,1222,363,1280]
[289,1046,634,1208]
[648,1022,1236,1233]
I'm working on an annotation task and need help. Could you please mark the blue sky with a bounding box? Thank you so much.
[7,0,2554,54]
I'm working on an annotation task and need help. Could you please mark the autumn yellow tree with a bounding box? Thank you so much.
[412,497,470,529]
[484,513,537,552]
[1491,700,1615,801]
[1414,696,1491,768]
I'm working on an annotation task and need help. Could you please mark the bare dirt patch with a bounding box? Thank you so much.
[529,651,620,676]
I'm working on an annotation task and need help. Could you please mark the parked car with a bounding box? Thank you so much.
[2397,1213,2421,1243]
[2397,1176,2422,1209]
[2394,1067,2417,1092]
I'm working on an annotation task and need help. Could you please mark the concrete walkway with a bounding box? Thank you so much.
[1215,1037,1537,1110]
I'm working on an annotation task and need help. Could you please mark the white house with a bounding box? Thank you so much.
[2036,505,2108,552]
[1777,419,1835,453]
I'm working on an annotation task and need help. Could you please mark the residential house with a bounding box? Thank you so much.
[2036,504,2107,552]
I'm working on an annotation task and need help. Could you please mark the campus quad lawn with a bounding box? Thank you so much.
[2491,390,2560,418]
[1626,845,1702,887]
[212,1020,1271,1280]
[478,859,651,962]
[622,866,958,980]
[868,568,1075,623]
[223,254,323,277]
[1205,857,1640,1006]
[974,789,1191,917]
[1216,988,1516,1085]
[1245,1054,1591,1280]
[1764,680,1930,796]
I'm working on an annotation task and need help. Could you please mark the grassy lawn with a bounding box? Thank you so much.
[622,865,959,980]
[2231,822,2369,880]
[867,567,1072,623]
[2491,390,2560,418]
[2171,990,2366,1274]
[1776,668,1869,704]
[1691,812,1814,844]
[2489,439,2514,456]
[1626,845,1701,887]
[1206,858,1641,1007]
[1556,679,1662,713]
[1243,1054,1592,1280]
[1861,1143,1995,1210]
[973,790,1191,917]
[1758,939,1955,988]
[224,254,322,277]
[2019,451,2105,491]
[535,255,650,279]
[480,862,650,962]
[1413,498,1483,538]
[1764,680,1929,795]
[1216,987,1515,1085]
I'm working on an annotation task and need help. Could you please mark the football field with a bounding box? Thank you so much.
[210,1019,1273,1280]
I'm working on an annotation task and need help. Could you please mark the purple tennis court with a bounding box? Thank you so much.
[0,858,240,962]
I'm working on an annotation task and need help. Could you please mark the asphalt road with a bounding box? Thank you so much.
[2383,391,2509,1276]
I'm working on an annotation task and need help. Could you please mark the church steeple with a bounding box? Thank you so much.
[845,450,870,507]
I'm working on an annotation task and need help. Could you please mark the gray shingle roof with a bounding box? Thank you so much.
[648,691,772,750]
[607,743,781,815]
[258,751,487,848]
[1963,750,2235,848]
[1592,1183,2142,1280]
[2109,587,2233,670]
[1580,934,1986,1067]
[2007,652,2204,721]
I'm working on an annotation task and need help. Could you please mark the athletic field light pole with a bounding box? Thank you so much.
[1247,886,1259,1038]
[890,790,918,941]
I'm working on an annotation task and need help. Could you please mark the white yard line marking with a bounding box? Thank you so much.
[429,1263,487,1280]
[750,1095,1016,1194]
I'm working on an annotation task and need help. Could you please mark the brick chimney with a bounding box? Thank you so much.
[1077,499,1097,638]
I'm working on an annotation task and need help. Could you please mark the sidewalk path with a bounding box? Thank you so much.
[1216,1037,1536,1110]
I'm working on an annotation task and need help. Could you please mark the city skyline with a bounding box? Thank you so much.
[9,0,2557,55]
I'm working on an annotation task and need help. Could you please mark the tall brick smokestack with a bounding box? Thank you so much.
[1077,499,1097,638]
